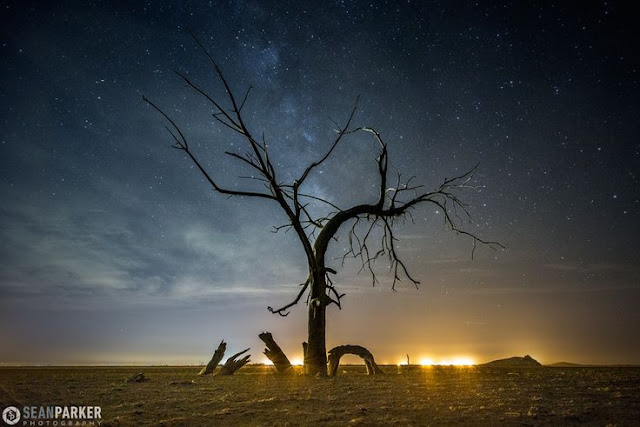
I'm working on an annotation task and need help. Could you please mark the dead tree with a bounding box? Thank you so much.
[198,341,250,376]
[217,348,251,375]
[327,345,384,377]
[144,33,503,376]
[198,340,226,376]
[259,332,293,374]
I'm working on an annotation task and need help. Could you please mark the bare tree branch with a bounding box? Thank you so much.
[143,96,276,200]
[268,279,310,316]
[238,85,253,112]
[315,128,504,290]
[174,70,242,132]
[297,96,360,188]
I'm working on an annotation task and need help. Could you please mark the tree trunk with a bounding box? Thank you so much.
[304,272,327,375]
[198,340,226,376]
[259,332,293,374]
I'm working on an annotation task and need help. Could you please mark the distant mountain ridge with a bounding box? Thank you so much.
[479,355,542,367]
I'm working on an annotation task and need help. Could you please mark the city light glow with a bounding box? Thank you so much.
[420,357,475,366]
[290,358,304,366]
[396,357,475,366]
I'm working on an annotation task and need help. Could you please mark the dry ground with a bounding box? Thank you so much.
[1,365,639,425]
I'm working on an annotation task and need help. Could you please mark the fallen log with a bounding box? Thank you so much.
[198,340,227,376]
[259,332,293,374]
[327,345,384,377]
[217,348,251,375]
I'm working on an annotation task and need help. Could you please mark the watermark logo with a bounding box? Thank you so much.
[2,407,21,425]
[2,406,102,425]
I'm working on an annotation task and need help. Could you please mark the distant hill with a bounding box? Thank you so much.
[479,355,542,367]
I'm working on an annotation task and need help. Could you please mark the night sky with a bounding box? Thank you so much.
[1,1,639,366]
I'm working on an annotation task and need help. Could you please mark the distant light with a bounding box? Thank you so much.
[290,358,304,366]
[262,358,274,366]
[419,358,434,366]
[419,357,474,366]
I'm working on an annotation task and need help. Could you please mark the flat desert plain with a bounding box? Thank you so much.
[1,365,639,425]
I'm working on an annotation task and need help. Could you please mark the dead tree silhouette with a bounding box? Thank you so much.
[198,341,250,376]
[144,33,503,376]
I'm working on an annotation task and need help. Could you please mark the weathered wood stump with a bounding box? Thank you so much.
[259,332,293,374]
[327,345,384,377]
[217,348,251,375]
[198,340,250,375]
[198,340,227,376]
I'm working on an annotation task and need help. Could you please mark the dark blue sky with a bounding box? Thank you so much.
[1,0,639,365]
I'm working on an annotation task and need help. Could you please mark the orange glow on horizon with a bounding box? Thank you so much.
[433,357,474,366]
[394,357,475,366]
[290,357,304,366]
[274,356,475,367]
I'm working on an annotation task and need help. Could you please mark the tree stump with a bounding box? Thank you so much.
[259,332,293,374]
[327,345,384,377]
[198,340,227,376]
[217,348,251,375]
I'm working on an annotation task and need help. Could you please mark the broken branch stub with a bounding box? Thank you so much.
[259,332,293,374]
[198,340,227,376]
[217,348,251,375]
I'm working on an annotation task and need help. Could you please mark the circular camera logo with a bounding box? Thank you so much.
[2,406,21,425]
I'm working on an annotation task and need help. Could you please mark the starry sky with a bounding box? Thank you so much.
[1,0,639,366]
